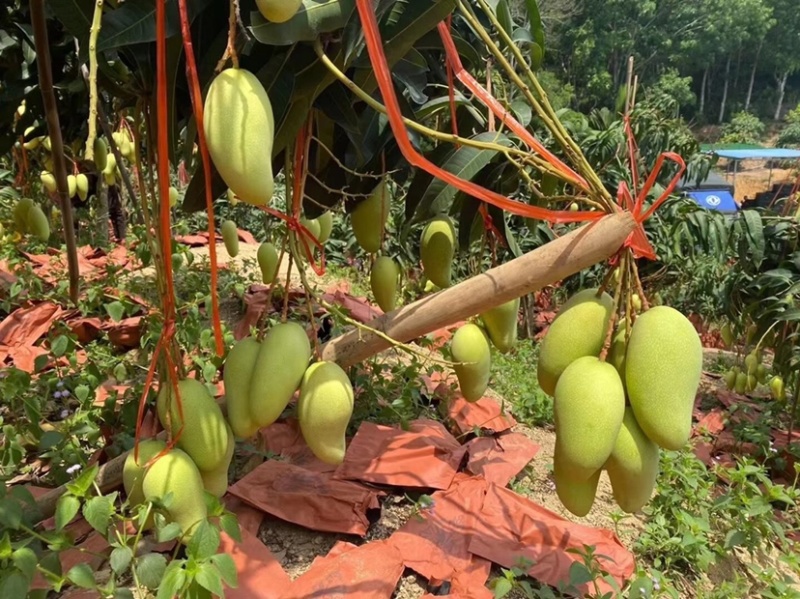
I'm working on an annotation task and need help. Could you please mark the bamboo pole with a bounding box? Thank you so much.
[32,212,635,522]
[322,212,636,368]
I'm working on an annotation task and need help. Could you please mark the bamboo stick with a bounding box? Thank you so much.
[321,212,636,368]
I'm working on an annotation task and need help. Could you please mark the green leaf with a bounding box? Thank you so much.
[67,563,96,589]
[210,553,238,589]
[157,562,187,599]
[0,498,22,530]
[157,521,183,543]
[567,561,594,587]
[250,0,355,45]
[0,572,29,598]
[114,588,135,599]
[136,553,167,590]
[0,531,11,558]
[83,495,115,534]
[39,430,64,450]
[47,0,93,45]
[74,385,90,403]
[187,520,220,560]
[55,495,80,531]
[66,464,99,498]
[51,335,68,358]
[412,132,513,223]
[219,513,241,543]
[195,561,224,597]
[105,301,125,323]
[492,577,513,598]
[522,0,545,69]
[13,547,38,581]
[110,546,133,574]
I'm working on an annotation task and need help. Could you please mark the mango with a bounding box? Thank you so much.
[554,356,625,480]
[292,217,322,263]
[141,448,208,543]
[744,351,758,375]
[723,369,737,390]
[480,298,520,354]
[553,446,601,517]
[93,137,108,171]
[537,288,614,397]
[626,306,702,451]
[224,337,261,439]
[420,215,456,288]
[27,205,50,242]
[756,364,768,384]
[221,220,239,258]
[256,0,303,22]
[316,212,333,244]
[745,374,758,392]
[257,242,279,284]
[13,198,34,233]
[123,439,167,506]
[770,376,785,400]
[40,171,57,193]
[204,68,275,206]
[631,294,642,312]
[450,323,491,402]
[734,372,747,394]
[297,361,354,465]
[76,174,89,202]
[605,407,660,513]
[370,256,400,313]
[249,322,311,428]
[67,174,77,199]
[156,379,229,472]
[200,425,234,498]
[352,179,389,253]
[104,171,117,187]
[103,153,117,176]
[720,323,734,348]
[168,186,179,208]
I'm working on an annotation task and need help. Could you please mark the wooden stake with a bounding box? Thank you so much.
[321,212,636,368]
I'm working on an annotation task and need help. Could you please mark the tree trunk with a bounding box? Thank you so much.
[745,41,763,112]
[700,66,709,117]
[775,71,789,120]
[719,55,732,123]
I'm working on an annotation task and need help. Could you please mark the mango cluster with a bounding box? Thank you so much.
[722,350,784,400]
[538,291,703,516]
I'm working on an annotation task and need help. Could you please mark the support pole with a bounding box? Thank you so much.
[322,212,636,368]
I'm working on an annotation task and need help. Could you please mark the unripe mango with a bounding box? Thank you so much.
[537,289,614,396]
[67,174,77,199]
[292,218,321,264]
[352,179,389,253]
[720,323,734,348]
[27,205,50,242]
[420,215,455,288]
[257,242,279,284]
[553,446,601,517]
[156,379,229,472]
[256,0,303,22]
[370,256,400,313]
[554,356,625,480]
[480,298,520,354]
[141,449,207,543]
[605,408,659,513]
[723,369,737,390]
[200,425,234,498]
[76,174,89,202]
[221,220,239,257]
[631,294,642,312]
[249,322,311,428]
[224,337,261,439]
[40,171,56,193]
[450,323,491,402]
[168,186,179,208]
[93,137,108,171]
[770,376,785,400]
[316,212,333,244]
[204,68,275,206]
[297,362,354,465]
[734,372,747,394]
[103,153,117,176]
[626,306,702,451]
[104,171,117,187]
[123,439,167,506]
[13,198,34,233]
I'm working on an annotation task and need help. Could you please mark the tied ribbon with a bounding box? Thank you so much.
[259,116,327,277]
[615,116,686,262]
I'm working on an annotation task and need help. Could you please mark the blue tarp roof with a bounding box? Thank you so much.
[713,149,800,160]
[685,190,739,213]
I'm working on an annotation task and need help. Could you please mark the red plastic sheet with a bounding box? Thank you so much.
[227,460,382,536]
[465,432,540,487]
[388,474,492,594]
[260,419,335,472]
[284,539,404,599]
[0,301,64,372]
[334,420,467,490]
[219,529,291,599]
[445,395,516,435]
[322,289,383,323]
[468,481,635,594]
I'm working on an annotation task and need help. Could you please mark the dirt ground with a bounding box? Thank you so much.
[718,163,796,203]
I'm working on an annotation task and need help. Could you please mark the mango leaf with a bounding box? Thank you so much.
[97,0,216,52]
[522,0,545,69]
[48,0,93,45]
[250,0,355,45]
[391,48,429,105]
[457,195,482,251]
[404,143,458,222]
[416,29,482,68]
[411,131,513,224]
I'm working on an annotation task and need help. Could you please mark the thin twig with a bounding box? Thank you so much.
[85,0,104,162]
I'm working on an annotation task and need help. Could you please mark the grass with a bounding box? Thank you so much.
[491,341,554,427]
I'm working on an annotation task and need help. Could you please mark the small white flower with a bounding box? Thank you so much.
[60,409,69,419]
[66,464,80,475]
[56,380,64,388]
[652,577,660,592]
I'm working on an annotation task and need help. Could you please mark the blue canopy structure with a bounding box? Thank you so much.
[712,148,800,160]
[684,189,738,213]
